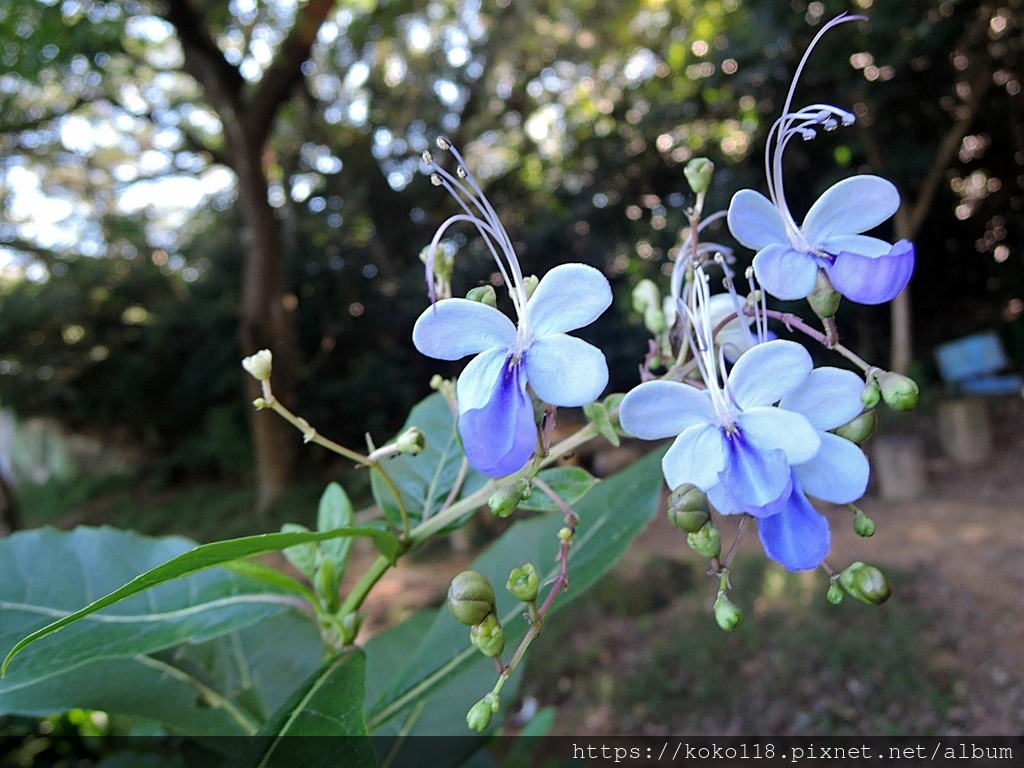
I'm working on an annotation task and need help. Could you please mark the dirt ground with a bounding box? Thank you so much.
[352,396,1024,735]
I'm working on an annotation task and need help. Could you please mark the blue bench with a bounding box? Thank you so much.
[935,331,1023,395]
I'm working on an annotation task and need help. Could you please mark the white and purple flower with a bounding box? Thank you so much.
[727,14,914,305]
[412,140,612,477]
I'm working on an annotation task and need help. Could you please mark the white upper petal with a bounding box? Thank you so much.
[525,263,612,337]
[794,432,869,503]
[802,175,900,241]
[737,407,821,465]
[662,423,727,491]
[728,189,790,250]
[619,380,716,440]
[525,334,608,407]
[413,298,515,360]
[780,367,865,431]
[728,339,813,410]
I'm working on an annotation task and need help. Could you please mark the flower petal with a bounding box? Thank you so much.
[526,333,608,406]
[758,478,831,571]
[620,380,716,440]
[413,298,515,360]
[707,480,791,519]
[662,423,727,491]
[457,356,537,477]
[827,239,915,305]
[819,233,893,259]
[780,367,865,431]
[752,243,818,300]
[802,175,900,241]
[727,189,790,249]
[737,407,820,465]
[720,430,792,509]
[525,263,612,337]
[793,432,869,504]
[456,348,511,411]
[728,339,812,409]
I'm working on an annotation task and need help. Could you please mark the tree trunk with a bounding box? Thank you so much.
[231,130,298,513]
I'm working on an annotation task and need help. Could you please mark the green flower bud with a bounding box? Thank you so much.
[861,380,881,408]
[667,484,711,533]
[643,305,666,335]
[466,697,493,732]
[713,591,743,631]
[826,582,846,605]
[466,285,497,307]
[877,371,920,411]
[315,559,340,613]
[396,426,426,455]
[687,522,722,559]
[466,693,500,732]
[631,279,661,315]
[487,478,531,518]
[558,526,574,543]
[339,611,362,644]
[839,561,892,605]
[252,397,269,410]
[470,613,505,657]
[523,274,540,299]
[807,269,841,319]
[448,570,497,626]
[242,349,273,382]
[683,158,715,196]
[853,511,876,538]
[833,409,877,445]
[507,563,540,603]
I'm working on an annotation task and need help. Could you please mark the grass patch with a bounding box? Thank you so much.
[522,555,958,736]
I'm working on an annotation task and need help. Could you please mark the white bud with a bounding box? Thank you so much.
[242,350,273,382]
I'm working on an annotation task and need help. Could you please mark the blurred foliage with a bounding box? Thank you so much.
[0,0,1021,479]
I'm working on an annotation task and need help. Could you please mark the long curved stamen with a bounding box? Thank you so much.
[716,255,758,352]
[686,266,734,426]
[669,209,731,304]
[764,13,867,246]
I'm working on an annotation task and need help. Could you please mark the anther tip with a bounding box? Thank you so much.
[436,136,451,151]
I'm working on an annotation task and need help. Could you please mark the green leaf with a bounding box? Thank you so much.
[371,393,488,528]
[279,523,318,580]
[519,466,599,512]
[317,482,354,580]
[366,448,666,733]
[583,401,620,447]
[222,560,318,605]
[2,526,399,676]
[225,649,376,768]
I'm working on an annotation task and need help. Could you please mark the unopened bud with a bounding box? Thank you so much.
[523,274,540,299]
[853,510,876,537]
[466,697,493,732]
[558,526,573,542]
[396,426,426,455]
[470,613,505,657]
[687,522,721,559]
[448,570,497,626]
[807,269,841,318]
[643,306,666,335]
[667,484,711,533]
[507,563,539,603]
[861,380,881,409]
[339,612,362,644]
[839,561,892,605]
[631,279,661,315]
[466,285,497,307]
[826,582,846,605]
[713,591,743,630]
[877,371,919,411]
[833,409,877,445]
[242,350,273,382]
[683,158,715,196]
[488,478,531,518]
[252,397,269,410]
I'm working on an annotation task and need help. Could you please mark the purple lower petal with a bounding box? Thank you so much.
[758,475,831,571]
[720,429,792,510]
[707,478,791,519]
[827,239,915,304]
[458,358,536,477]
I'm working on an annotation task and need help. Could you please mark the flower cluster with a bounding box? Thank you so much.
[412,139,612,477]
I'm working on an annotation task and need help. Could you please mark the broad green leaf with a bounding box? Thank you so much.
[225,649,376,768]
[279,523,318,580]
[2,525,399,676]
[371,393,488,528]
[366,448,666,733]
[519,466,599,512]
[317,482,354,580]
